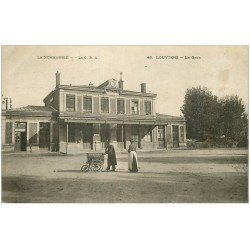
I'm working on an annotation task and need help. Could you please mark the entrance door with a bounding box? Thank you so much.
[20,132,27,151]
[82,123,93,150]
[131,125,140,148]
[100,124,110,144]
[39,122,50,150]
[116,124,127,149]
[158,126,165,149]
[15,131,27,151]
[14,122,27,151]
[172,125,179,148]
[15,132,21,151]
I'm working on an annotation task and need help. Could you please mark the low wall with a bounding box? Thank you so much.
[2,144,14,152]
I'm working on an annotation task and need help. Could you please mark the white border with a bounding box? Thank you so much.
[1,1,249,250]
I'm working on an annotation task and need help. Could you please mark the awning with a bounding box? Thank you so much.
[59,118,164,125]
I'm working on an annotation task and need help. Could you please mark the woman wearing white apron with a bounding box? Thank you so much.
[128,139,139,173]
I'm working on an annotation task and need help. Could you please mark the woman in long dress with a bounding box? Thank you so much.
[128,139,139,172]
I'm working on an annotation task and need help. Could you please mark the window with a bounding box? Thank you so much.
[40,123,50,129]
[131,100,139,114]
[66,94,75,112]
[15,122,26,129]
[117,99,125,114]
[116,125,123,142]
[83,96,92,113]
[158,126,165,141]
[180,126,184,143]
[144,130,152,142]
[68,124,76,143]
[144,101,152,115]
[101,97,109,113]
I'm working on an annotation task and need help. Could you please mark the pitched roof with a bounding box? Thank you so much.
[156,113,185,121]
[11,105,57,112]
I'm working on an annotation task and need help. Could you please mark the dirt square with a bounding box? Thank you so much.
[1,148,248,203]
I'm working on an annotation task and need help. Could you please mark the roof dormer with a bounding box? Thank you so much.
[97,79,118,89]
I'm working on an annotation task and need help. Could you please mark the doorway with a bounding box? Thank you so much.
[158,126,165,149]
[172,125,179,148]
[14,122,27,151]
[130,125,140,148]
[100,124,110,143]
[39,122,50,150]
[116,124,126,149]
[82,123,93,150]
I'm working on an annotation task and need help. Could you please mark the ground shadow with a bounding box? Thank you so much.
[118,156,248,164]
[57,170,83,173]
[2,171,248,203]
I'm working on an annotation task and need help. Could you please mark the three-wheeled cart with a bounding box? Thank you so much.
[81,153,105,172]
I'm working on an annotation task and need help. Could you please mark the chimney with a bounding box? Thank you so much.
[2,97,12,110]
[5,98,8,110]
[56,71,60,87]
[141,83,146,93]
[118,72,124,90]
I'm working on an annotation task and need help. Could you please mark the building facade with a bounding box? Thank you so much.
[2,72,187,153]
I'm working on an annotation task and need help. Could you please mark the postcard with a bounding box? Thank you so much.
[1,45,248,203]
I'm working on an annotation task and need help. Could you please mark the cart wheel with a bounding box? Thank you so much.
[81,164,89,172]
[98,164,103,172]
[91,160,102,172]
[95,163,103,172]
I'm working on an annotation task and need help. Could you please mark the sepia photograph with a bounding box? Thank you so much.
[1,45,248,203]
[1,1,250,250]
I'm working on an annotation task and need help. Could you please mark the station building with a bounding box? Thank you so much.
[2,72,187,153]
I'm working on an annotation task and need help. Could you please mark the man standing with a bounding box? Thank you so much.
[105,140,117,171]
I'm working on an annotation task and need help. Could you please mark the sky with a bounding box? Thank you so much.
[2,45,248,116]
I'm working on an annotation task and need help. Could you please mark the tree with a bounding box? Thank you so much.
[219,95,248,146]
[181,86,221,141]
[181,87,248,147]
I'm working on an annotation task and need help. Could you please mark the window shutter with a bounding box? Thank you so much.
[180,126,184,143]
[126,99,130,114]
[166,125,172,142]
[140,99,143,114]
[144,101,152,115]
[29,123,38,144]
[110,98,116,113]
[117,99,125,114]
[52,123,58,143]
[5,122,12,144]
[77,96,82,112]
[93,96,99,113]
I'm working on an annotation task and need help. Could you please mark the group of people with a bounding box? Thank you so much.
[105,139,139,173]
